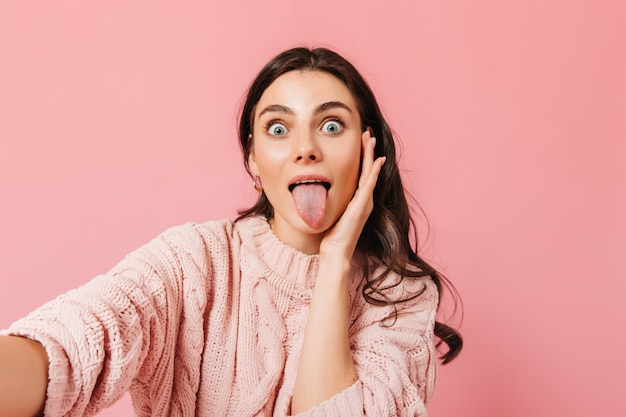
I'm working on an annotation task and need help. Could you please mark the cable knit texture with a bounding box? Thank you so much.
[2,216,438,417]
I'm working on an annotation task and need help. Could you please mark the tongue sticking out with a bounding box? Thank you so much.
[291,183,328,228]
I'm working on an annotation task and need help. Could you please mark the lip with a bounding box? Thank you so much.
[288,174,332,192]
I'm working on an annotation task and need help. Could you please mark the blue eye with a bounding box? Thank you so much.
[268,122,287,136]
[322,120,343,134]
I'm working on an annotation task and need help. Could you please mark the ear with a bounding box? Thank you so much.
[247,138,259,176]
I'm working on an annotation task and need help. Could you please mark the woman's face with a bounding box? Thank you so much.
[248,70,363,254]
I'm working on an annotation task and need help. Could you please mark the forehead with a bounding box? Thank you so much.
[255,70,357,114]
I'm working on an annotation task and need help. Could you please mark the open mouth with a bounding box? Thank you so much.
[288,179,331,192]
[288,179,330,228]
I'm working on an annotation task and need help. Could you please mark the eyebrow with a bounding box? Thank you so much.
[315,101,353,115]
[257,101,353,118]
[257,104,294,118]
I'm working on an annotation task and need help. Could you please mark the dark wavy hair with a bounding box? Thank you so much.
[236,47,462,363]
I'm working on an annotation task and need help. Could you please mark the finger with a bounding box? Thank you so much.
[358,130,376,188]
[360,155,386,195]
[350,155,386,212]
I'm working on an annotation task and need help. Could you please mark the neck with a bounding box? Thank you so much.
[268,218,323,255]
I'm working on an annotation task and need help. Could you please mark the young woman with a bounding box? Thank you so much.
[0,47,462,417]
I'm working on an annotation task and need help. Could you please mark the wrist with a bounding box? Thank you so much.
[316,255,351,290]
[318,252,351,272]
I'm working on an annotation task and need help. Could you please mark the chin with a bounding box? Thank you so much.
[288,215,331,235]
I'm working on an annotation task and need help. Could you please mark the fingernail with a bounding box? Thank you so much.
[371,136,376,147]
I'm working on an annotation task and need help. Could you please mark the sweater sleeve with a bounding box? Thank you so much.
[0,223,212,417]
[293,275,439,417]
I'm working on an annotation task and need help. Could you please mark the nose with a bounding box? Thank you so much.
[294,129,321,162]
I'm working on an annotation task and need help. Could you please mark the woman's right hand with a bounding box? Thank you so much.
[0,335,48,417]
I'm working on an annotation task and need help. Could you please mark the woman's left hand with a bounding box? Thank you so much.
[292,129,385,414]
[319,129,386,260]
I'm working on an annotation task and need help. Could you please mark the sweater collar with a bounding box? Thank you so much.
[235,216,320,289]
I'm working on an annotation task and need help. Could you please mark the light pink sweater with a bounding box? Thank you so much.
[3,216,438,416]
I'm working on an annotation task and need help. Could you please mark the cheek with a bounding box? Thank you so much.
[254,144,287,175]
[334,148,362,194]
[347,143,363,183]
[253,146,291,205]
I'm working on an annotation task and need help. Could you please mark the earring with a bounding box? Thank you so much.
[253,176,263,192]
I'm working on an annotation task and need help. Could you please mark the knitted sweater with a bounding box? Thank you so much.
[3,216,438,417]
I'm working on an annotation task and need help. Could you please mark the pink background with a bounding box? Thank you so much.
[1,1,624,416]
